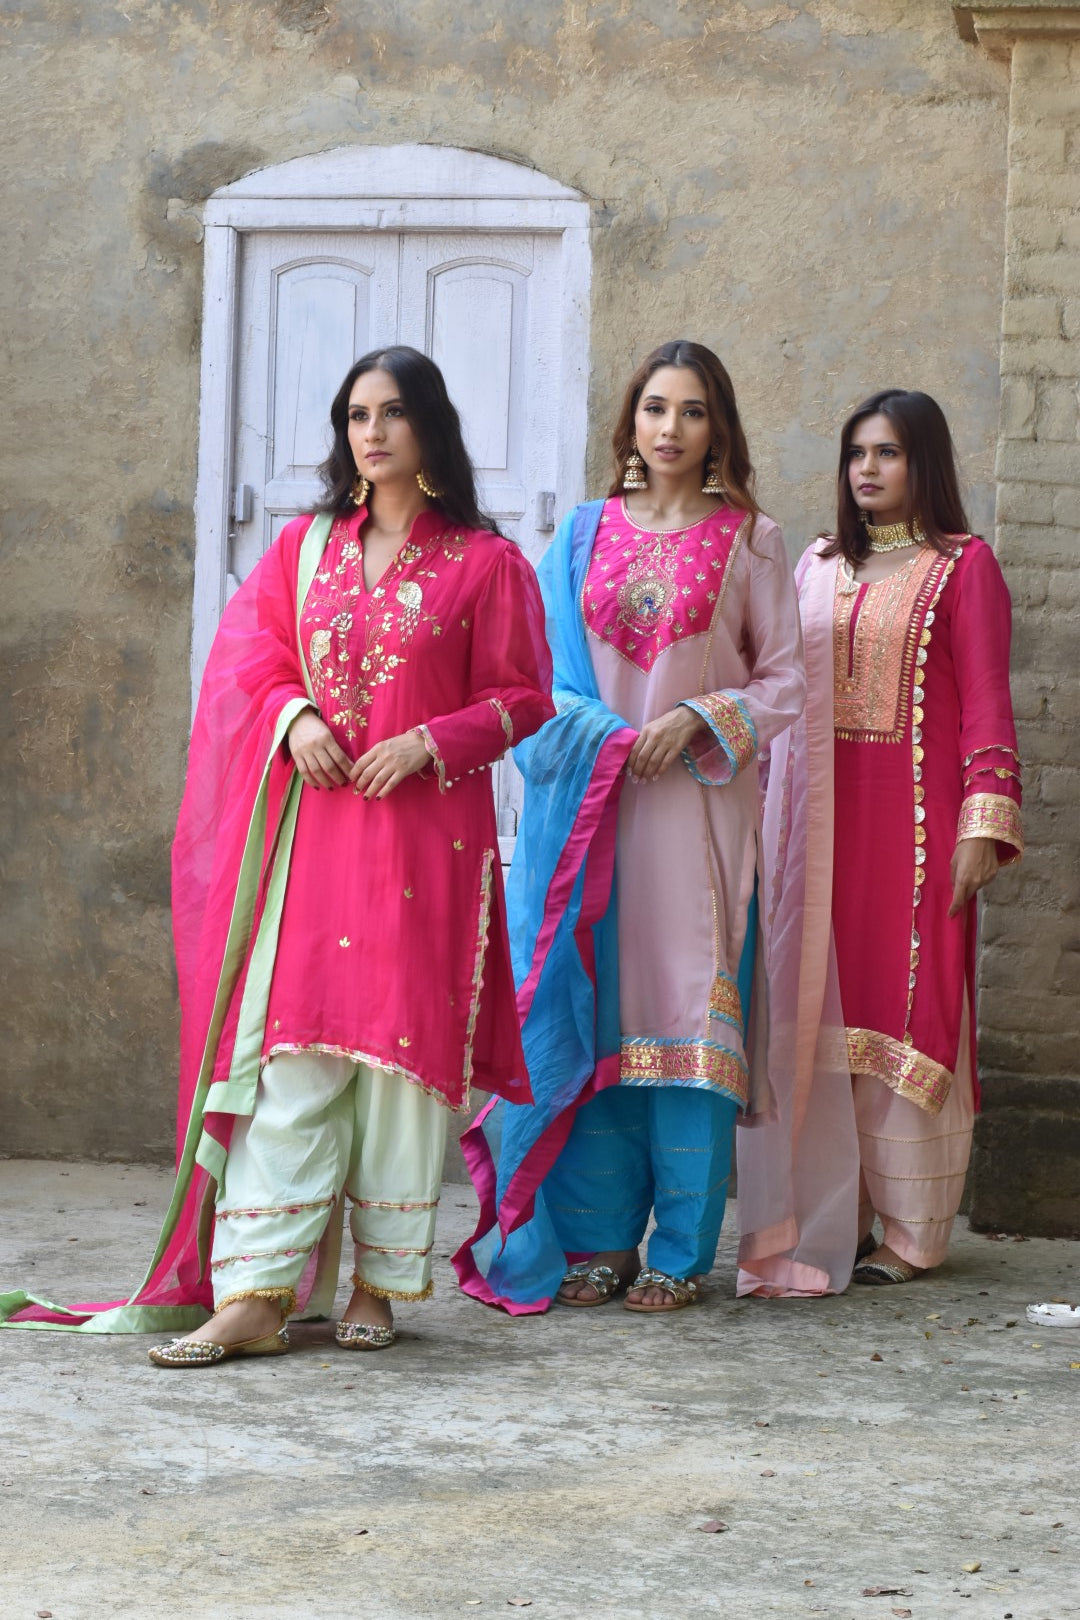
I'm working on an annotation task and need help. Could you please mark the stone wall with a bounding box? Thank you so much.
[0,1,1074,1227]
[957,3,1080,1236]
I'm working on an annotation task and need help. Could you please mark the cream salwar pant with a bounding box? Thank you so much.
[210,1051,450,1314]
[853,997,974,1271]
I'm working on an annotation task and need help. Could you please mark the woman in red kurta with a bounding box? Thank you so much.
[146,347,553,1363]
[737,389,1022,1295]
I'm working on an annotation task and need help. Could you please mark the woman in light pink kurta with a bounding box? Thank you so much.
[453,341,804,1316]
[738,389,1022,1298]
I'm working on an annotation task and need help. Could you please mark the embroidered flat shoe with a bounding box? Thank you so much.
[334,1320,396,1351]
[147,1325,289,1367]
[851,1255,919,1286]
[622,1268,700,1314]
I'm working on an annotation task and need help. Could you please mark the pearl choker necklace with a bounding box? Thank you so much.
[864,520,925,553]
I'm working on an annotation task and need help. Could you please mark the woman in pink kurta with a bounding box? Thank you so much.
[738,389,1022,1297]
[453,341,804,1315]
[0,347,555,1358]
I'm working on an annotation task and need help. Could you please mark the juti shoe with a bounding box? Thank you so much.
[148,1325,289,1367]
[334,1320,396,1351]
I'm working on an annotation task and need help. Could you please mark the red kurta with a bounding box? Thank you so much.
[215,505,554,1112]
[828,536,1022,1110]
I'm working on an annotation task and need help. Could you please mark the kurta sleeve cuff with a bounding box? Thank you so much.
[957,792,1024,863]
[414,723,448,794]
[679,692,758,786]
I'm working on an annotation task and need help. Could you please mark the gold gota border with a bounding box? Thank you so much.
[488,696,514,751]
[694,690,758,774]
[905,547,960,1035]
[415,723,448,793]
[847,1027,952,1116]
[620,1038,749,1108]
[957,792,1024,858]
[215,1286,297,1316]
[351,1270,434,1303]
[215,1194,336,1223]
[461,848,495,1093]
[708,972,744,1030]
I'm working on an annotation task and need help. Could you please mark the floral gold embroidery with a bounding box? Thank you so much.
[708,973,744,1031]
[833,551,946,742]
[339,937,351,948]
[301,520,447,738]
[957,793,1024,858]
[620,1037,749,1108]
[847,1027,951,1116]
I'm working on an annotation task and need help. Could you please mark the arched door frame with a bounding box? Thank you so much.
[192,143,591,702]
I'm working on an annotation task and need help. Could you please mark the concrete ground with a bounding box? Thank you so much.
[0,1161,1078,1620]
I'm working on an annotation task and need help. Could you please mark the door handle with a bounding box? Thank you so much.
[535,491,556,532]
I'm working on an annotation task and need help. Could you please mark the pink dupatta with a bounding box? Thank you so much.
[735,547,860,1297]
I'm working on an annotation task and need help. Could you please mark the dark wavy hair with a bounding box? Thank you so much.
[823,388,970,564]
[317,346,497,532]
[607,339,761,523]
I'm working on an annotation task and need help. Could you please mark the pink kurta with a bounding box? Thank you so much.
[582,498,804,1107]
[214,505,554,1113]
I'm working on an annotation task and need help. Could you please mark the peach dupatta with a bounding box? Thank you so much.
[735,547,860,1297]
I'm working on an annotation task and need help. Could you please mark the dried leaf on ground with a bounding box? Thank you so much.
[697,1519,728,1533]
[962,1560,981,1572]
[760,1469,776,1477]
[870,1352,884,1361]
[861,1586,912,1597]
[507,1602,533,1609]
[892,1610,913,1618]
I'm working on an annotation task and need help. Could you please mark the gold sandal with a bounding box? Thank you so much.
[334,1320,396,1351]
[622,1268,700,1314]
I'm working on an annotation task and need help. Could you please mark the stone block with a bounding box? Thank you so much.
[1051,488,1080,529]
[1000,373,1037,438]
[1000,335,1077,378]
[970,1073,1080,1239]
[1038,766,1078,807]
[994,484,1056,526]
[1008,247,1080,299]
[1035,377,1080,440]
[1000,295,1062,338]
[1009,121,1067,170]
[978,938,1064,989]
[1063,300,1080,341]
[996,438,1080,483]
[1009,207,1064,253]
[1007,173,1080,210]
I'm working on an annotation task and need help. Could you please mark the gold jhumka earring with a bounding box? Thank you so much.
[352,473,371,506]
[623,439,647,491]
[416,468,441,498]
[702,454,723,496]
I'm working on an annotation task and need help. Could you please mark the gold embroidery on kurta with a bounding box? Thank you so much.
[846,1027,951,1116]
[832,550,946,742]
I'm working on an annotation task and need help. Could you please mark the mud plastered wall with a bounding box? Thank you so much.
[1,1,1012,1161]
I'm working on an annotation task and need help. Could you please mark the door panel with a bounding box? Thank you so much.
[229,227,563,849]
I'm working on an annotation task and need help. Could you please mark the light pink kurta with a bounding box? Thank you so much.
[582,498,804,1109]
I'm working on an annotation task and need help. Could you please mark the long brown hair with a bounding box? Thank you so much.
[607,340,761,522]
[822,388,970,564]
[317,346,497,532]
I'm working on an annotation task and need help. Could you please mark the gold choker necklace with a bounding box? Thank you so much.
[864,520,925,553]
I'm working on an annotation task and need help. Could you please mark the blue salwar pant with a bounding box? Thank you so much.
[543,1085,738,1280]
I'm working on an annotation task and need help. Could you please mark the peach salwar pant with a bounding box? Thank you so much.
[210,1051,450,1311]
[852,998,974,1271]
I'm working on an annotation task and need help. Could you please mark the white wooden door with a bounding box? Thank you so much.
[228,228,563,850]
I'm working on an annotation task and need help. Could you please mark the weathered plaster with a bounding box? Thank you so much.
[1,1,1015,1161]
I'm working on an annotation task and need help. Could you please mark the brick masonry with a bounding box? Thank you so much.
[956,4,1080,1235]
